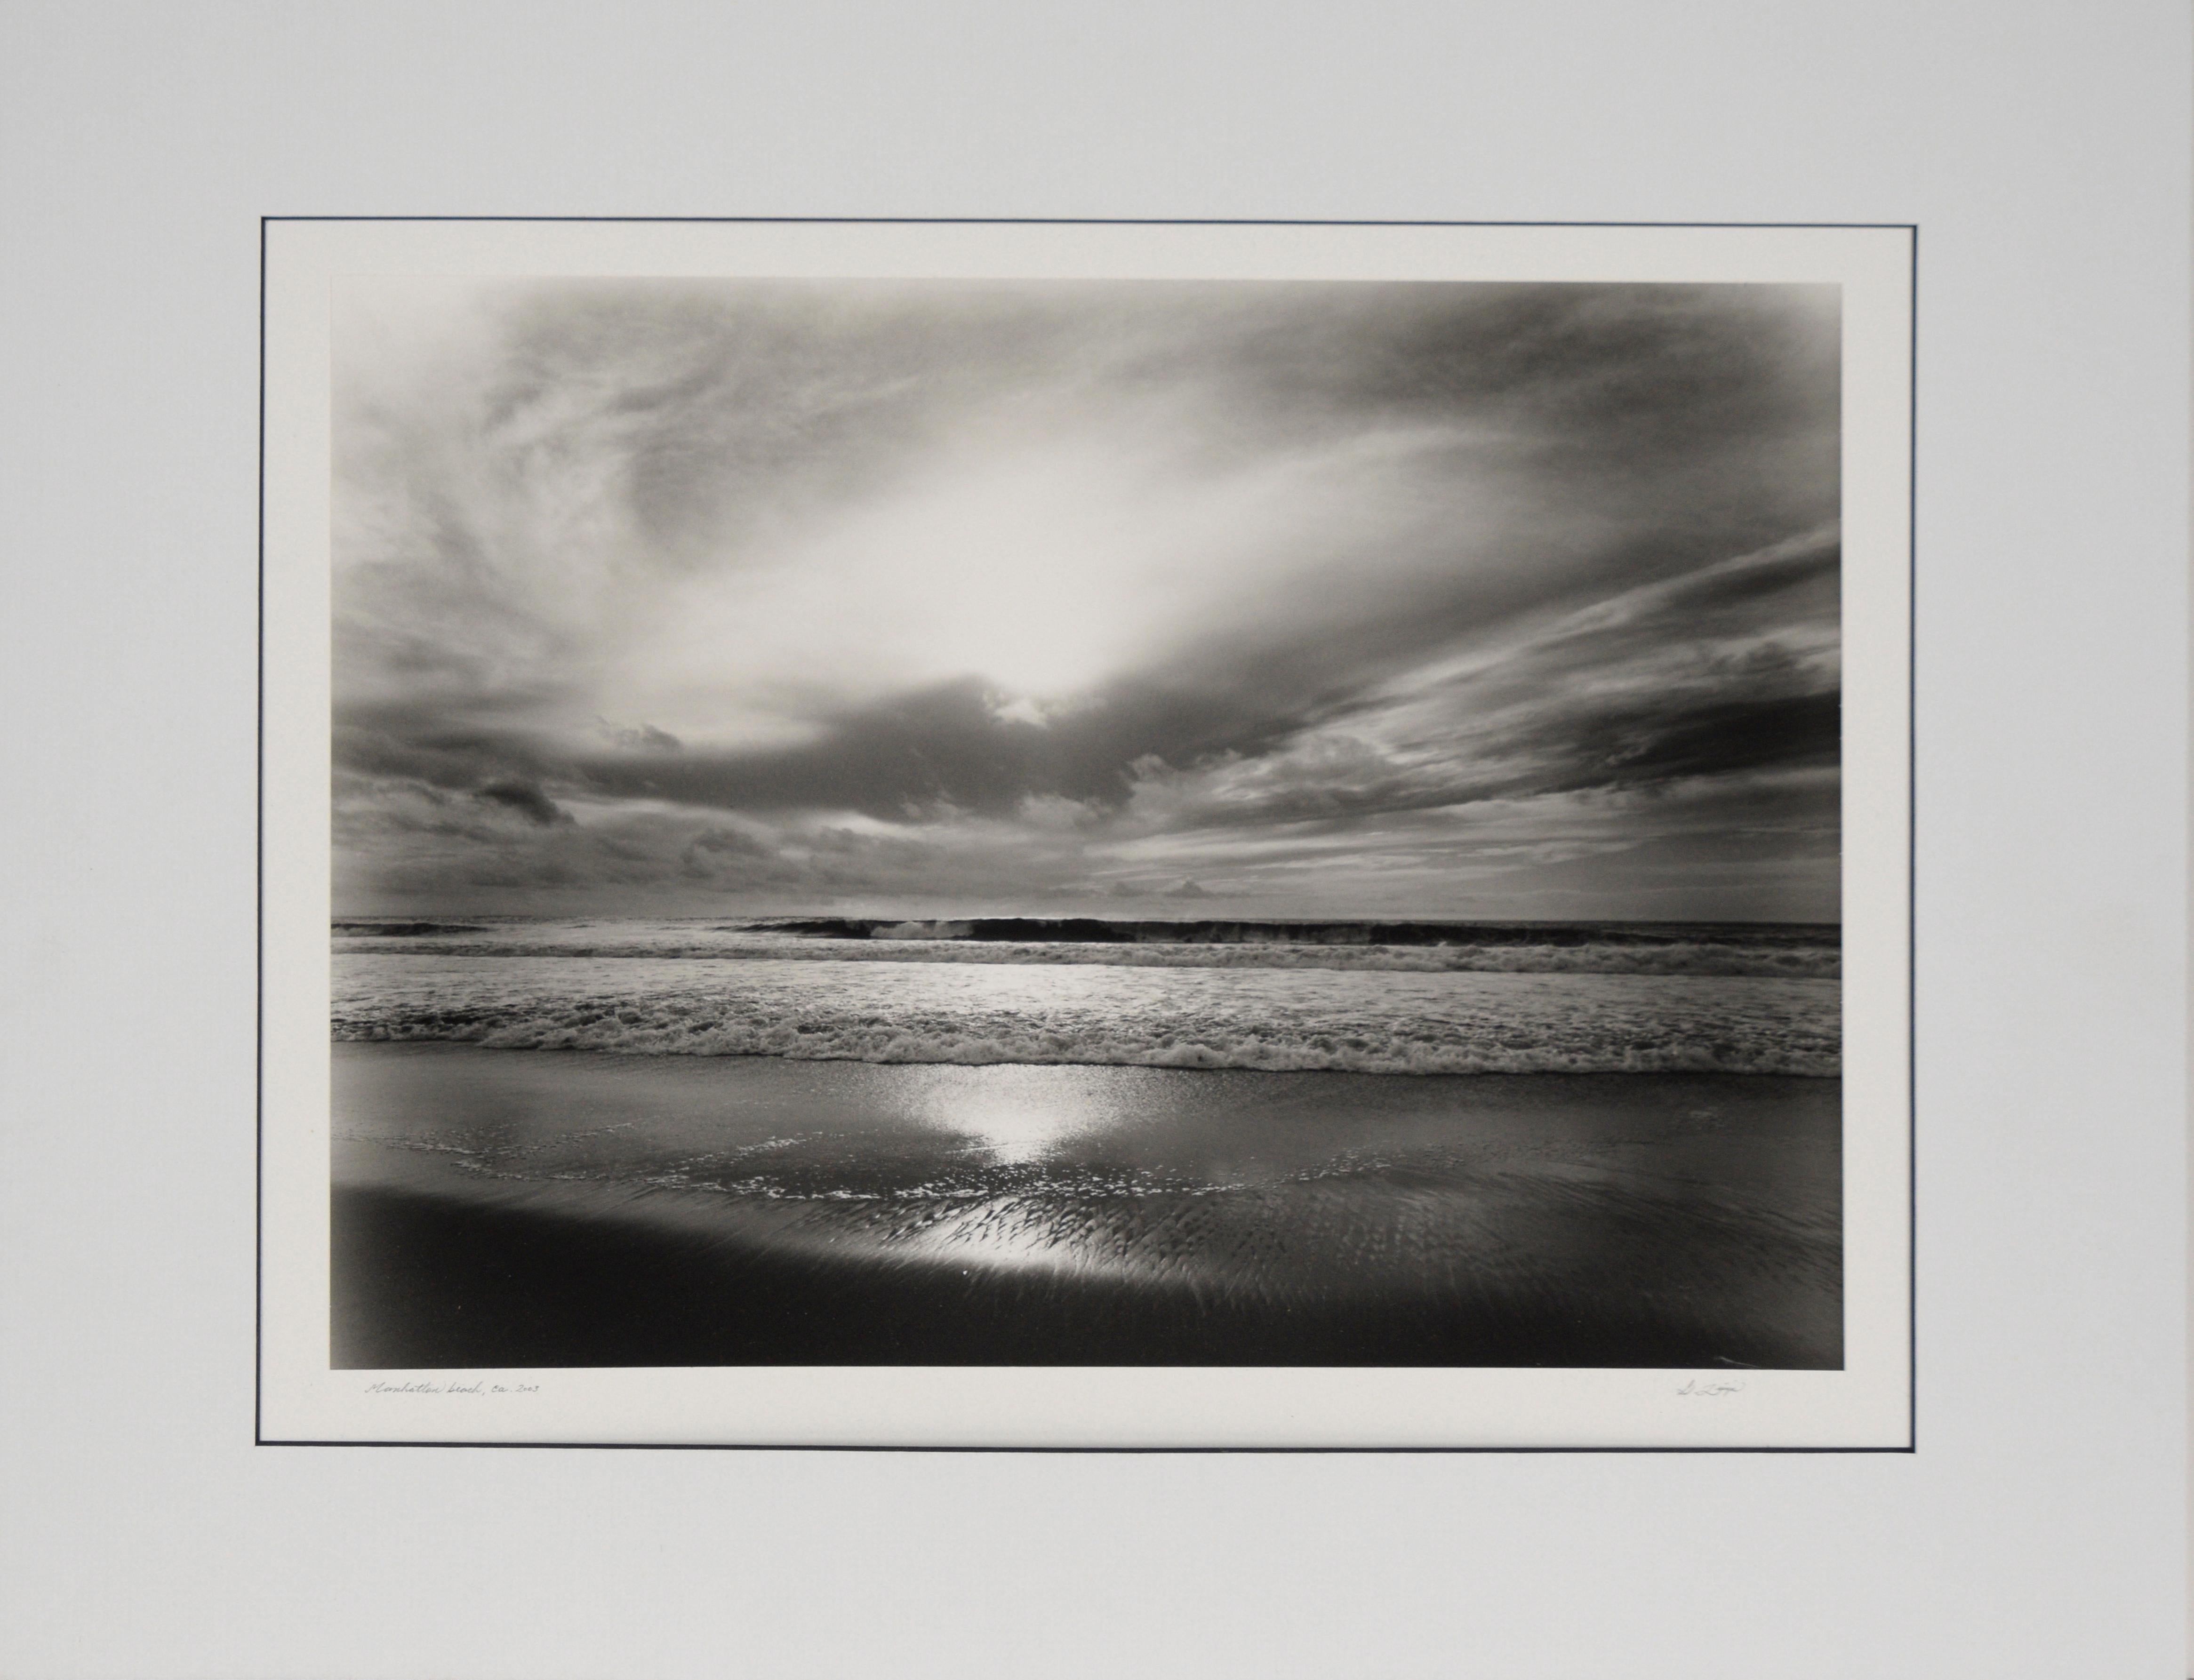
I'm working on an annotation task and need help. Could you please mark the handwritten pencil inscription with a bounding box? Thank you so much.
[363,1380,539,1396]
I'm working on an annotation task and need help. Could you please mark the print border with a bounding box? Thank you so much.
[256,216,1917,1452]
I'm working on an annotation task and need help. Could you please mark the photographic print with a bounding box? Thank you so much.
[261,221,1912,1447]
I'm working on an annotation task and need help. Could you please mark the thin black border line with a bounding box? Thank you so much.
[1906,224,1919,1455]
[255,217,268,1447]
[263,215,1914,229]
[256,215,1920,1453]
[255,1440,1909,1454]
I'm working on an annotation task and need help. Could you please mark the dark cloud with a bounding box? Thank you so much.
[334,719,551,791]
[471,780,573,827]
[568,675,1320,820]
[1545,691,1840,791]
[684,825,769,858]
[678,824,787,882]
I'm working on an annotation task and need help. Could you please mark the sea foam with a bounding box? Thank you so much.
[332,954,1841,1076]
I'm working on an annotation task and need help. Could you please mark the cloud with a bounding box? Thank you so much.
[1539,690,1839,791]
[332,278,1841,919]
[563,673,1325,821]
[599,719,683,751]
[471,780,573,827]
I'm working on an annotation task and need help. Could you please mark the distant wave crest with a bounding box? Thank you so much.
[332,936,1836,979]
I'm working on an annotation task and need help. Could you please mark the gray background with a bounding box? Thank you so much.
[2,2,2186,1675]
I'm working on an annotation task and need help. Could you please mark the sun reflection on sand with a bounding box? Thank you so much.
[859,1064,1162,1275]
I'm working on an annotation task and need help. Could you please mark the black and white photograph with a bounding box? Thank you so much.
[256,217,1914,1448]
[327,263,1854,1372]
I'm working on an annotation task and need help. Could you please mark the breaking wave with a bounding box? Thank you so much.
[331,959,1840,1077]
[332,934,1836,979]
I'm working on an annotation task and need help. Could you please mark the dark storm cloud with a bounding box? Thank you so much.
[678,824,785,881]
[472,779,573,827]
[1121,700,1837,836]
[1542,691,1840,791]
[1100,524,1842,836]
[570,674,1322,819]
[569,656,1836,834]
[575,679,1057,816]
[333,713,558,792]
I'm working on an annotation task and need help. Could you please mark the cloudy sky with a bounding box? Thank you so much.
[332,276,1840,922]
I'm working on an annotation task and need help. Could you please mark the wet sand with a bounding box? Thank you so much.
[332,1043,1841,1368]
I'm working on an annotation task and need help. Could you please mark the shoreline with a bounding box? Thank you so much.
[331,1044,1842,1370]
[329,1033,1842,1077]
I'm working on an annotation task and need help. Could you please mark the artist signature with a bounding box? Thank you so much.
[1675,1379,1745,1398]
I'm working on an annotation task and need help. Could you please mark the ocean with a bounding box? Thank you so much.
[330,916,1843,1368]
[332,915,1841,1075]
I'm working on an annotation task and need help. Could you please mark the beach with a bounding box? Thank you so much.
[333,1040,1841,1368]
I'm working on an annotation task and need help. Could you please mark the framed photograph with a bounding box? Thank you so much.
[259,217,1913,1448]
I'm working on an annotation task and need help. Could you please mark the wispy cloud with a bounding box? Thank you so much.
[333,278,1840,919]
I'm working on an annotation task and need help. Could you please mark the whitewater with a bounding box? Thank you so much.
[332,916,1841,1077]
[334,914,1840,979]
